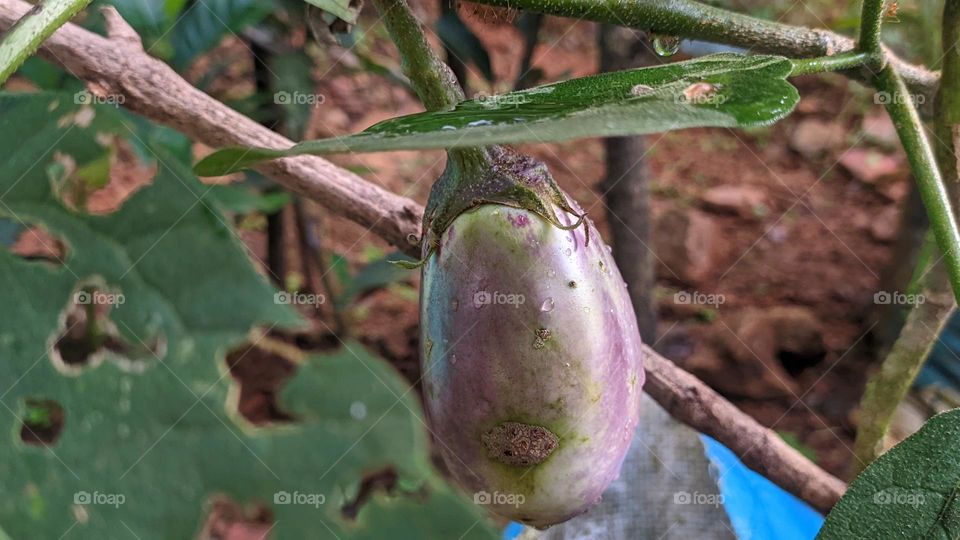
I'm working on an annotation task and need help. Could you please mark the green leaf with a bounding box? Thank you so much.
[436,10,494,82]
[171,0,273,69]
[818,408,960,539]
[270,51,318,140]
[303,0,359,25]
[0,93,496,539]
[207,183,292,214]
[337,253,417,308]
[194,53,799,175]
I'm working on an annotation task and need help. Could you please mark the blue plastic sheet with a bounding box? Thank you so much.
[502,436,825,539]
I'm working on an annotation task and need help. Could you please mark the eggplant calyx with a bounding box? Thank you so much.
[420,146,587,254]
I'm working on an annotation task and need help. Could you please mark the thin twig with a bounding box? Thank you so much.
[0,0,846,512]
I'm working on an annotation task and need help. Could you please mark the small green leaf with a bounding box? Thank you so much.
[337,253,417,307]
[818,408,960,539]
[195,53,799,176]
[303,0,359,25]
[207,184,292,214]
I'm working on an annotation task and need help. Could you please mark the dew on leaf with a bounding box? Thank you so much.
[652,35,681,56]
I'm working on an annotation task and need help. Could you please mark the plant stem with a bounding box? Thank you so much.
[0,0,90,84]
[849,241,953,477]
[370,0,462,111]
[468,0,938,104]
[857,0,885,54]
[789,51,872,76]
[875,64,960,305]
[850,2,960,475]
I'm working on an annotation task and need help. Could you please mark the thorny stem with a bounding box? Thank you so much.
[850,1,960,476]
[370,0,462,111]
[371,0,493,238]
[875,64,960,305]
[789,51,872,76]
[0,0,90,84]
[857,0,885,58]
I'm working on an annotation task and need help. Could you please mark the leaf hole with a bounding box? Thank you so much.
[48,137,156,215]
[50,283,164,374]
[8,222,69,265]
[340,467,399,521]
[19,398,65,446]
[200,495,273,540]
[225,339,298,426]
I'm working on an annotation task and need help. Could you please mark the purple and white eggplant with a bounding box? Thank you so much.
[417,146,644,528]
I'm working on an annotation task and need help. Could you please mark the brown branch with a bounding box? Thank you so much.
[643,347,845,512]
[0,0,845,513]
[0,1,423,252]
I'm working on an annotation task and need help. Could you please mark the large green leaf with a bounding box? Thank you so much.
[818,409,960,539]
[194,53,799,175]
[0,93,496,539]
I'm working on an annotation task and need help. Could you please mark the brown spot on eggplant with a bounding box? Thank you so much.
[482,422,559,467]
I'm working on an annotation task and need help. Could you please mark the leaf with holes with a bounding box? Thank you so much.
[817,408,960,539]
[0,93,496,539]
[194,53,799,175]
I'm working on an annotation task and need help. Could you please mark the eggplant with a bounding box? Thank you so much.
[418,147,643,527]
